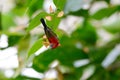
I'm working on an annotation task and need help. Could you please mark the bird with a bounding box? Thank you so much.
[40,18,60,49]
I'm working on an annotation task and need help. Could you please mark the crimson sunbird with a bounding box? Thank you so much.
[40,18,60,49]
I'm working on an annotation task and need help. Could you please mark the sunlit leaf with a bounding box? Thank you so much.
[46,14,61,30]
[53,0,66,10]
[27,0,44,16]
[103,19,120,33]
[2,13,15,31]
[27,38,43,59]
[26,12,47,32]
[18,34,30,54]
[92,6,119,20]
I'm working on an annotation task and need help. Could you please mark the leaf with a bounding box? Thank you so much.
[2,13,15,31]
[88,66,110,80]
[72,22,97,45]
[26,12,47,32]
[27,38,43,59]
[13,75,40,80]
[103,19,120,33]
[18,34,30,52]
[53,0,66,10]
[69,9,89,18]
[32,35,88,72]
[92,6,119,20]
[27,0,44,16]
[46,14,61,30]
[8,34,23,47]
[88,36,120,64]
[32,47,87,72]
[63,73,78,80]
[105,0,110,4]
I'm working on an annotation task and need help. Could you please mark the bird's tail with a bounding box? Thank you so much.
[40,18,47,29]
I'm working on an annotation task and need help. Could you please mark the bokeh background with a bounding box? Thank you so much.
[0,0,120,80]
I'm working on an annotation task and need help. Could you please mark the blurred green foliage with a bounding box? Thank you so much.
[0,0,120,80]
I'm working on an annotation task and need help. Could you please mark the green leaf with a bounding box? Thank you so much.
[53,0,66,10]
[105,0,110,4]
[63,73,78,80]
[92,6,119,20]
[72,22,97,45]
[46,13,61,30]
[32,47,87,72]
[27,38,43,59]
[18,34,30,52]
[103,19,120,33]
[69,9,89,18]
[8,34,23,47]
[32,35,88,72]
[26,12,47,32]
[13,75,40,80]
[88,66,110,80]
[27,0,44,16]
[2,13,15,31]
[88,36,120,64]
[0,11,2,30]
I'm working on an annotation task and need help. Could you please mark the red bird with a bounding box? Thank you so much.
[40,18,60,49]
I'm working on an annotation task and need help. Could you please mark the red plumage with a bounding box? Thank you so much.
[40,18,60,49]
